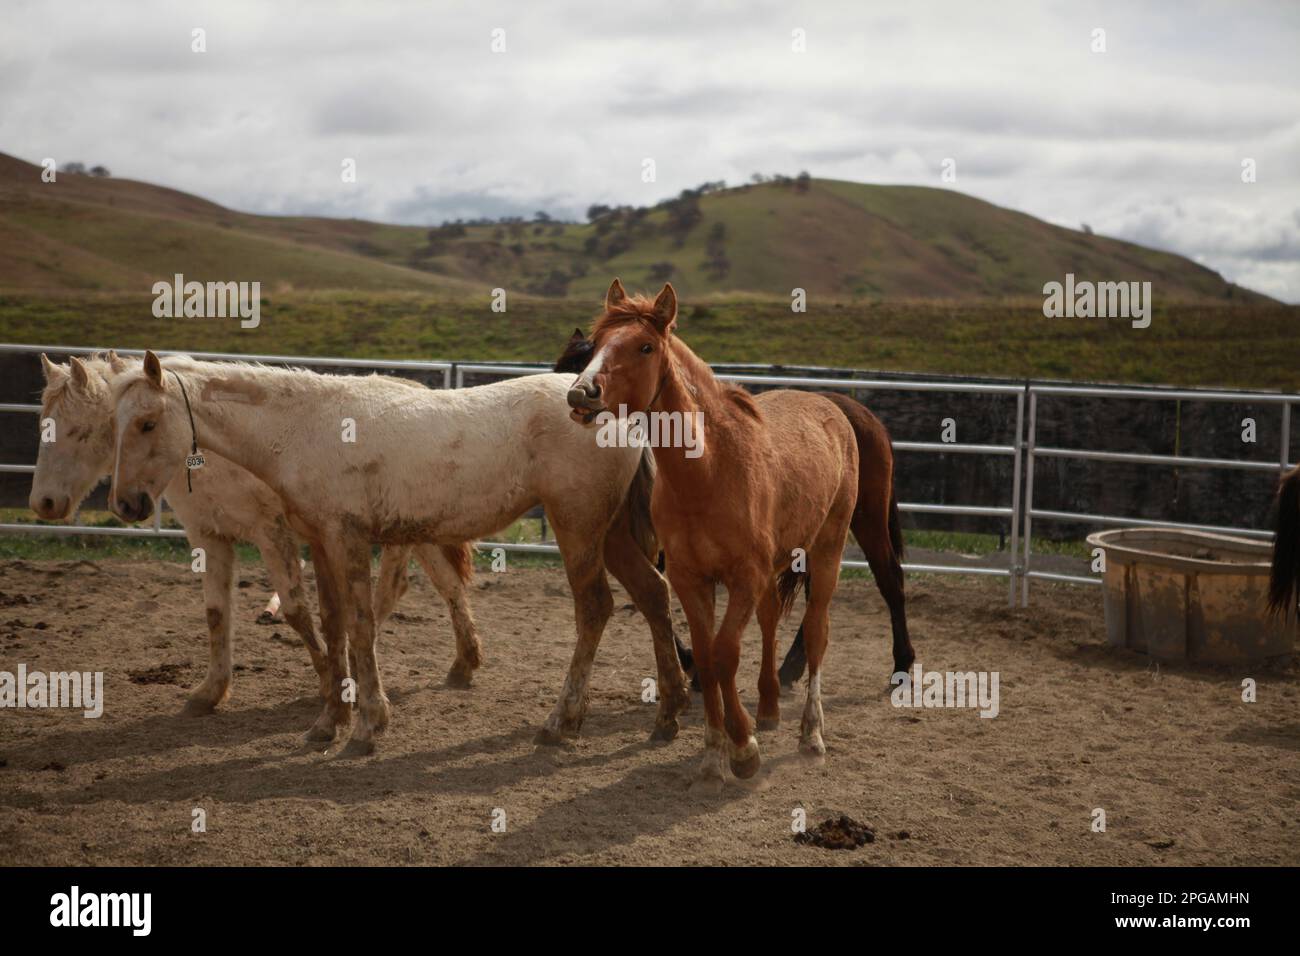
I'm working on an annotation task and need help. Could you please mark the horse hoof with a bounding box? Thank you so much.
[181,697,218,717]
[799,733,826,758]
[756,716,780,732]
[255,610,278,626]
[729,737,761,779]
[303,722,338,743]
[649,719,679,742]
[445,665,474,689]
[688,774,724,796]
[534,726,564,746]
[340,735,376,757]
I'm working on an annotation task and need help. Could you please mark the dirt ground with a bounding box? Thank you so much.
[1,556,1296,866]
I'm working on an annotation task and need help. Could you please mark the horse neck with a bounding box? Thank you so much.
[647,337,725,490]
[167,362,291,486]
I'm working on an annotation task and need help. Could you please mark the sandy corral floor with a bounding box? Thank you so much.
[0,556,1296,866]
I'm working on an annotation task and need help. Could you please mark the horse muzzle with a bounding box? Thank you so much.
[567,382,605,424]
[112,491,155,524]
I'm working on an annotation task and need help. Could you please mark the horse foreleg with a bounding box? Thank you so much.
[183,534,236,715]
[304,542,352,744]
[603,517,690,742]
[412,543,481,688]
[335,535,390,755]
[669,570,724,792]
[536,520,613,745]
[713,573,761,779]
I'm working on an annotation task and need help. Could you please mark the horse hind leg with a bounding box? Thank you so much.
[374,545,412,631]
[798,544,847,758]
[413,542,481,688]
[254,520,329,700]
[858,507,914,677]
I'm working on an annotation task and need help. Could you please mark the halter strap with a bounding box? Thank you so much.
[169,370,201,493]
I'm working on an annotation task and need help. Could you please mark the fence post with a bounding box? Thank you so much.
[1020,390,1038,607]
[1282,401,1292,470]
[1008,386,1025,607]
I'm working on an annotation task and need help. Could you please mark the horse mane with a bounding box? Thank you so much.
[592,296,762,420]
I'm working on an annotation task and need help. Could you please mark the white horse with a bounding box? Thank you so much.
[109,352,689,753]
[30,352,480,712]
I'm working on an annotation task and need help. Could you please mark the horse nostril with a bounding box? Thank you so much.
[586,382,602,400]
[41,497,54,514]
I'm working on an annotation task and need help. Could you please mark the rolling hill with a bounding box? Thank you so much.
[0,151,1268,303]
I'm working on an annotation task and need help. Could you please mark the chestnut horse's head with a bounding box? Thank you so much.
[29,353,126,521]
[109,350,190,523]
[566,278,678,425]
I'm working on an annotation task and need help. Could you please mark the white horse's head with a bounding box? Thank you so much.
[30,352,127,520]
[109,350,191,523]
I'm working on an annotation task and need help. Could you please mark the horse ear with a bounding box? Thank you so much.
[143,350,164,390]
[651,283,678,333]
[569,327,586,342]
[605,278,627,312]
[40,353,66,383]
[68,356,91,390]
[107,350,128,374]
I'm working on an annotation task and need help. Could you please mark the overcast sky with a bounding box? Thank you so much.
[3,0,1298,301]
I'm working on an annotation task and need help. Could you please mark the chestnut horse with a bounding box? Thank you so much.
[566,280,859,786]
[555,330,914,685]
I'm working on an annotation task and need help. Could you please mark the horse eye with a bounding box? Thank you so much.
[640,343,654,354]
[141,421,156,433]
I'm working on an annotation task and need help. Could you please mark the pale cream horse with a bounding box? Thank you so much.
[109,352,689,754]
[30,352,480,712]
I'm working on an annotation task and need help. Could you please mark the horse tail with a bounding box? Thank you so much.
[1268,465,1300,616]
[888,483,905,561]
[775,566,807,620]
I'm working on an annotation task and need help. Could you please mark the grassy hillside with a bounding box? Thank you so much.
[0,151,1268,303]
[2,291,1295,391]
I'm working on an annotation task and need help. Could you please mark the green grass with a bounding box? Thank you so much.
[2,291,1295,390]
[0,514,1085,568]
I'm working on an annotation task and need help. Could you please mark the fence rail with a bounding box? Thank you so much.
[2,343,1294,607]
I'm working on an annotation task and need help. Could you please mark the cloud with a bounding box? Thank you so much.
[1,0,1297,300]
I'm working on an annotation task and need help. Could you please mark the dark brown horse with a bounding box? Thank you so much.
[554,329,914,686]
[1269,464,1300,615]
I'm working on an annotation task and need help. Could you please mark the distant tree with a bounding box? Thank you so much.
[749,172,766,184]
[89,165,111,178]
[62,161,86,175]
[586,203,612,222]
[534,210,552,223]
[1081,223,1094,235]
[794,170,811,192]
[648,261,675,283]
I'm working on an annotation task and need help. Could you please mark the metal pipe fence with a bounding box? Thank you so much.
[3,343,1294,608]
[1020,384,1296,604]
